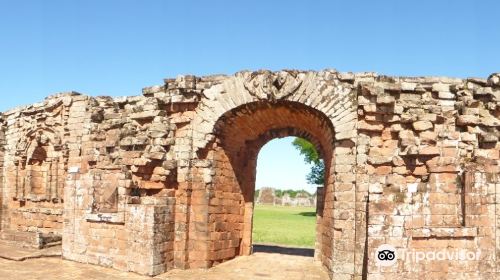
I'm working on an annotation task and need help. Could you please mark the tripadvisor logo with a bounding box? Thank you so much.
[375,244,397,267]
[375,244,482,266]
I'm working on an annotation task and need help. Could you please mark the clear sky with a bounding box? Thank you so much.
[1,0,499,191]
[256,137,317,193]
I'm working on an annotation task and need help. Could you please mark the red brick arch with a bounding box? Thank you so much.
[184,71,360,279]
[209,101,336,263]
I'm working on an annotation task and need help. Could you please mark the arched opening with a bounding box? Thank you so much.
[16,131,62,203]
[252,137,319,256]
[27,145,49,195]
[208,100,335,268]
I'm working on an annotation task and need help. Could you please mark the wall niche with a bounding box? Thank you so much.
[14,130,64,203]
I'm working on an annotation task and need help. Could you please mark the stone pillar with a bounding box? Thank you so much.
[62,169,78,260]
[126,203,175,275]
[494,171,500,278]
[241,201,254,255]
[314,186,324,261]
[62,95,91,263]
[0,115,4,231]
[470,169,499,278]
[173,185,190,269]
[329,99,358,279]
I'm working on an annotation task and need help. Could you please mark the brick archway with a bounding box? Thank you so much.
[209,100,335,264]
[184,71,360,278]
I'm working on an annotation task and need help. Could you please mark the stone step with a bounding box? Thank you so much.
[0,240,61,261]
[0,230,61,249]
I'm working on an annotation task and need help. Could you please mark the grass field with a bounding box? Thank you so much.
[252,205,316,248]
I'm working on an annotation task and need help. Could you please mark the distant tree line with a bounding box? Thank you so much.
[275,189,312,198]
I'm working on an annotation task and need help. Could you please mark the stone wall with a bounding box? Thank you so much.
[355,74,500,279]
[0,95,77,247]
[0,70,498,279]
[281,193,315,207]
[62,94,184,275]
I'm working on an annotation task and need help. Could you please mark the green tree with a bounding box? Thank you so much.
[274,189,283,198]
[292,138,325,185]
[284,189,298,198]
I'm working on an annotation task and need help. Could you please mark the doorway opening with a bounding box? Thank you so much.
[252,137,321,257]
[208,100,334,268]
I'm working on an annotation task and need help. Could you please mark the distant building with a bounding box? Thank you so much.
[256,187,316,207]
[295,192,314,207]
[256,187,276,205]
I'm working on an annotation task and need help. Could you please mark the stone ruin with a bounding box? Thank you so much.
[0,70,499,279]
[256,187,277,205]
[255,187,316,207]
[281,191,316,207]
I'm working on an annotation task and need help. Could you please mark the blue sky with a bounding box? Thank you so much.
[256,137,317,193]
[1,0,499,191]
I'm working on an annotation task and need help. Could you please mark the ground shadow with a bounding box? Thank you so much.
[296,211,316,217]
[253,244,314,257]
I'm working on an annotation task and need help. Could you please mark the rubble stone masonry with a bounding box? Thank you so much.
[0,70,499,279]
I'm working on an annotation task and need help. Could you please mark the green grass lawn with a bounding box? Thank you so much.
[252,204,316,248]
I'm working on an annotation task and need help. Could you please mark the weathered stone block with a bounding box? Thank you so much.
[412,121,433,131]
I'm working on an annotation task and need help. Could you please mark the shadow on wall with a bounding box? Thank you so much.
[252,244,314,257]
